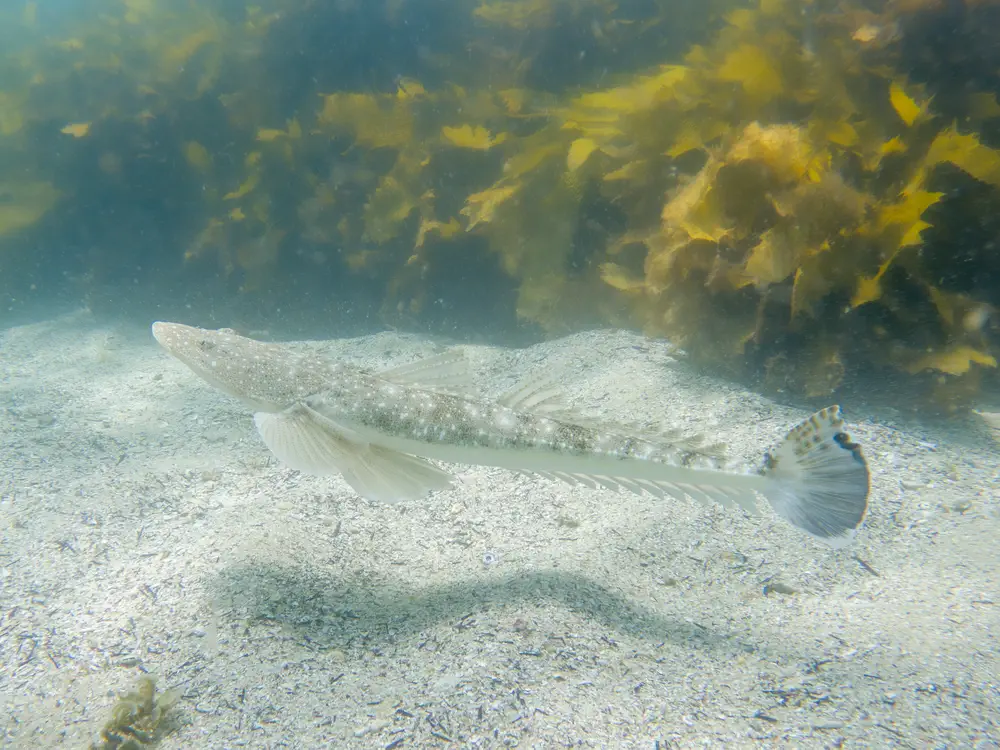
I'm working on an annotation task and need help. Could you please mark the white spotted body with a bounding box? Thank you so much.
[308,374,719,469]
[152,322,870,546]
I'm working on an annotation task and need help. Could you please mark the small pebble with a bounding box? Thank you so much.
[763,582,797,596]
[354,719,390,737]
[190,626,207,637]
[812,720,845,730]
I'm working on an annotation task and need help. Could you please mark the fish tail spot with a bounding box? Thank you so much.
[761,405,870,547]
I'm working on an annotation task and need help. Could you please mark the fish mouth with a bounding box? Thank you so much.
[151,321,202,366]
[151,321,177,347]
[152,321,198,352]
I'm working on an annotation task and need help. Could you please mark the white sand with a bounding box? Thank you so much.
[1,309,997,748]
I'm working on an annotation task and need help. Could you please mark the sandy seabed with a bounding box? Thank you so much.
[1,309,997,749]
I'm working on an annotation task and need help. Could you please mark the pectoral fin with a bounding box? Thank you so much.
[254,404,355,475]
[254,404,454,504]
[339,442,454,505]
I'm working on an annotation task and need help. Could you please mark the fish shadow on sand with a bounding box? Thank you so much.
[211,563,759,656]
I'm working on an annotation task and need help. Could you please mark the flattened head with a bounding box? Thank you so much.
[152,321,247,383]
[151,321,345,411]
[152,321,286,409]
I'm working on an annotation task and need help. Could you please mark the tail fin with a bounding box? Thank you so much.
[761,406,870,547]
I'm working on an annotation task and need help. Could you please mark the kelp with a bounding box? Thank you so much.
[503,0,999,403]
[0,181,60,238]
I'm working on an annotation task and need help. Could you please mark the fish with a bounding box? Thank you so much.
[151,322,870,547]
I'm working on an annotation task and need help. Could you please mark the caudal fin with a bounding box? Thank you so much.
[761,406,870,547]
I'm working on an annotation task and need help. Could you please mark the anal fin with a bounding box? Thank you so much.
[521,468,760,513]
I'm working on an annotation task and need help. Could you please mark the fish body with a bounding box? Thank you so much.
[152,322,870,546]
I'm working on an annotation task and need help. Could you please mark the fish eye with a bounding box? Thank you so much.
[198,339,216,351]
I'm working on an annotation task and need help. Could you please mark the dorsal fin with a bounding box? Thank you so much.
[549,404,730,461]
[498,372,569,414]
[618,425,729,460]
[500,371,729,460]
[379,349,473,396]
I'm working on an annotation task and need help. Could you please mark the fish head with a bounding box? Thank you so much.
[151,321,326,411]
